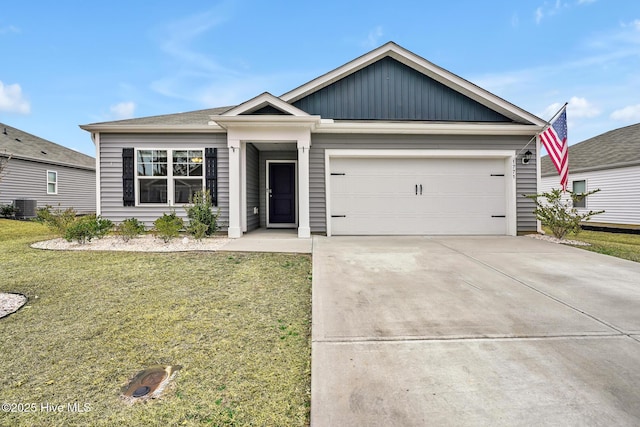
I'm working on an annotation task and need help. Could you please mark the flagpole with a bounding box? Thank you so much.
[517,101,569,157]
[544,102,569,127]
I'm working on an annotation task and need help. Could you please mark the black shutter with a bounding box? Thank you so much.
[122,148,135,206]
[205,148,217,206]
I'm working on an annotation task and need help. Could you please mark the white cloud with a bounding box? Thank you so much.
[0,24,19,34]
[535,7,544,24]
[0,81,30,114]
[610,104,640,121]
[568,96,600,118]
[577,0,596,4]
[110,101,135,119]
[364,26,384,48]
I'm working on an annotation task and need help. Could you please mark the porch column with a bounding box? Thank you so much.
[228,138,242,238]
[297,136,311,238]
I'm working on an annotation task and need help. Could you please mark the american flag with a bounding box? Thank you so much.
[540,106,568,191]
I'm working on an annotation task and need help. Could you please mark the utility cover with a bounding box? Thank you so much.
[121,365,181,403]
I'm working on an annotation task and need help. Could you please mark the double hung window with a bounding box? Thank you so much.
[47,171,58,194]
[136,149,204,205]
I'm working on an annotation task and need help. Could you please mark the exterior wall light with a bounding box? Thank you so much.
[521,150,532,165]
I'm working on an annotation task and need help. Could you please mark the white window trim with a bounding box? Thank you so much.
[47,170,58,195]
[572,179,587,209]
[134,148,205,207]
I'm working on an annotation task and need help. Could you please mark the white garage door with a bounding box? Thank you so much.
[329,157,508,235]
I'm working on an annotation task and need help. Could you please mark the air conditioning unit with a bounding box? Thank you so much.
[14,199,37,219]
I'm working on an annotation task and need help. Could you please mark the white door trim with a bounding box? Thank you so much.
[325,149,517,236]
[266,160,298,228]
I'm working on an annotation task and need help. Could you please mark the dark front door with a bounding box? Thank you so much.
[268,162,296,224]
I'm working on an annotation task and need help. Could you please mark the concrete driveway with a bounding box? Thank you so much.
[311,236,640,426]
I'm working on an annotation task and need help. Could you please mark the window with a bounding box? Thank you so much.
[47,171,57,194]
[572,180,586,208]
[136,149,204,205]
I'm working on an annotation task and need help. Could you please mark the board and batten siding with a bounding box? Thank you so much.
[540,165,640,226]
[0,157,96,213]
[246,143,260,231]
[99,133,228,228]
[294,57,512,122]
[308,134,537,234]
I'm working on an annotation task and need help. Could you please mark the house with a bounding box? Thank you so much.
[80,42,547,238]
[0,123,96,216]
[540,122,640,228]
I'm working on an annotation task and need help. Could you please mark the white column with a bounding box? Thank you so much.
[227,139,242,238]
[297,136,311,238]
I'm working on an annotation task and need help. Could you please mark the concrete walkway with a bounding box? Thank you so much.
[311,236,640,426]
[218,229,312,253]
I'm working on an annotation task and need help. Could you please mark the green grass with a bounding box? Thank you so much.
[0,219,312,426]
[548,226,640,263]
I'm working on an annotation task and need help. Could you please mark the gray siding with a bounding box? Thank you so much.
[258,151,298,228]
[294,57,511,122]
[246,143,260,231]
[0,157,96,214]
[309,134,537,234]
[99,133,228,228]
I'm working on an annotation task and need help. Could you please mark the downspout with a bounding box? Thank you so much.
[91,132,101,216]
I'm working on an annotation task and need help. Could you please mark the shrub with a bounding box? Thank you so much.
[0,203,17,218]
[185,190,219,238]
[63,214,113,244]
[153,211,184,243]
[117,218,146,242]
[525,188,604,239]
[36,205,77,236]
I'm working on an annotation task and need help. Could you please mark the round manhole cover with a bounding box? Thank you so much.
[132,386,151,398]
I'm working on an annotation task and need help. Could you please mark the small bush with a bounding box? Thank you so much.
[525,188,605,239]
[36,205,77,236]
[188,221,209,241]
[0,203,17,218]
[185,190,219,238]
[153,211,184,243]
[117,218,145,242]
[63,215,112,244]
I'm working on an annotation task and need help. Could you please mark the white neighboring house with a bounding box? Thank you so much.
[540,122,640,228]
[0,123,96,217]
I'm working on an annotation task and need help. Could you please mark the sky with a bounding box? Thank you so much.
[1,0,639,157]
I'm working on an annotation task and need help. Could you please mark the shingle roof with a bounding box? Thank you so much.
[82,106,234,127]
[0,123,95,170]
[541,122,640,176]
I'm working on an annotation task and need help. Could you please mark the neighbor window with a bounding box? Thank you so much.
[572,180,586,208]
[136,149,204,205]
[47,170,58,194]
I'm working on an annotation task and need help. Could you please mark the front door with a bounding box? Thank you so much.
[268,162,296,226]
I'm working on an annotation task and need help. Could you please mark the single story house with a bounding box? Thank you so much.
[540,122,640,228]
[0,123,96,217]
[81,42,547,238]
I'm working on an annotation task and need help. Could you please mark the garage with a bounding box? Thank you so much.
[327,152,516,236]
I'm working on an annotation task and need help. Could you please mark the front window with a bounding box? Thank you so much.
[136,149,204,205]
[47,170,57,194]
[572,180,586,208]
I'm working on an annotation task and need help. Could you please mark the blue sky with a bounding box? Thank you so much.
[1,0,639,156]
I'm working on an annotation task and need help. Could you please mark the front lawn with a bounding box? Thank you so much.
[0,219,312,426]
[552,227,640,263]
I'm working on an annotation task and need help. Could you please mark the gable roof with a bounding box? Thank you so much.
[541,122,640,176]
[1,123,95,170]
[282,42,546,126]
[81,42,545,133]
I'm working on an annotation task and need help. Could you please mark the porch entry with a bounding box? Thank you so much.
[267,161,297,227]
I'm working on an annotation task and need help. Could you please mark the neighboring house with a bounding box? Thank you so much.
[80,42,547,238]
[0,123,96,215]
[540,122,640,228]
